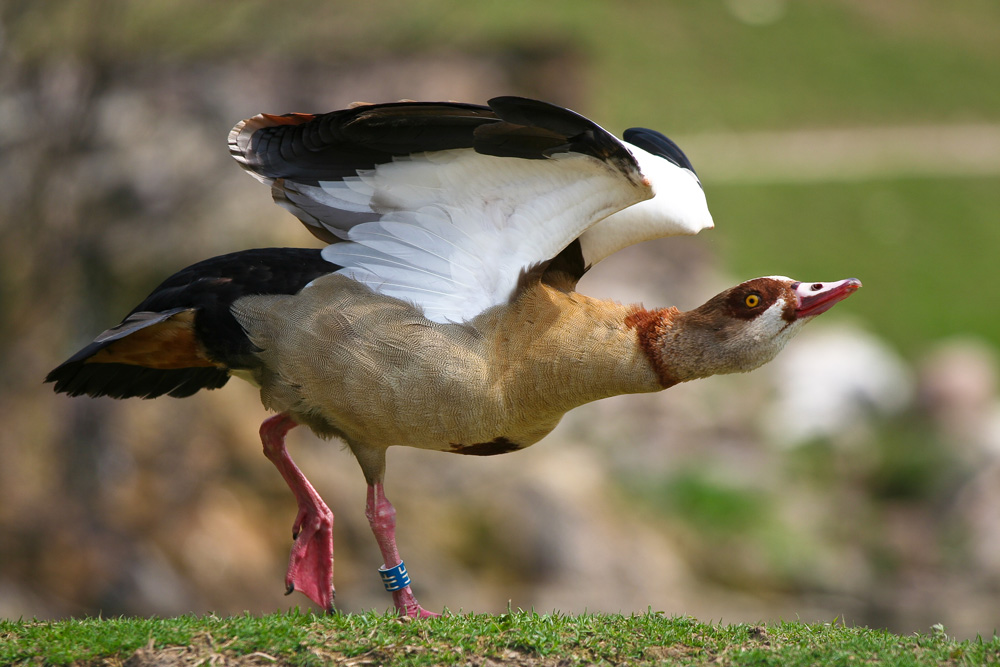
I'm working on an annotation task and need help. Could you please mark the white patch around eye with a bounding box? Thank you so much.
[726,297,807,372]
[747,299,787,338]
[746,297,802,342]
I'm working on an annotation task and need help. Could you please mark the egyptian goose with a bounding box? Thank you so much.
[46,97,861,617]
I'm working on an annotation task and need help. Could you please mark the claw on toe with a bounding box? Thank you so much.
[391,588,440,618]
[397,605,440,619]
[410,607,440,619]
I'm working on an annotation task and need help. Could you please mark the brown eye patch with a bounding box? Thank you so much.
[723,278,787,320]
[687,277,796,329]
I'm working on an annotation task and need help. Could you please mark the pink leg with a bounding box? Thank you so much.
[366,482,438,618]
[260,413,335,613]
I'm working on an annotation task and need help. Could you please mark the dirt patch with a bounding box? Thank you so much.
[116,643,583,667]
[465,647,576,666]
[120,634,313,667]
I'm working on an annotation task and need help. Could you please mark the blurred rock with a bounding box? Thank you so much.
[764,324,913,448]
[926,341,1000,583]
[918,338,1000,459]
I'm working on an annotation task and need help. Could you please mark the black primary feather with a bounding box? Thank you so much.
[240,102,499,183]
[238,97,641,185]
[623,127,698,175]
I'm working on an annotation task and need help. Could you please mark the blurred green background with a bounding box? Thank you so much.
[3,0,1000,639]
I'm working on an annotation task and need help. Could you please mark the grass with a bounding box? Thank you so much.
[3,611,999,666]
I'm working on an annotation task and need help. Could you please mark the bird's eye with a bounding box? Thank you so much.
[745,294,761,308]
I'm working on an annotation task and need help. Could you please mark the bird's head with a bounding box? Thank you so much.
[642,276,862,385]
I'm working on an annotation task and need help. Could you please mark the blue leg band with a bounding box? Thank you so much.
[378,561,411,592]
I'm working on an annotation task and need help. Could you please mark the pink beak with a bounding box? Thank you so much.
[793,278,862,318]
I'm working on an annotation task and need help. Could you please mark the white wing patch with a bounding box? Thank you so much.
[320,148,650,323]
[577,144,715,267]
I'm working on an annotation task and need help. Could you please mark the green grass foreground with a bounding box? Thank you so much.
[3,611,999,666]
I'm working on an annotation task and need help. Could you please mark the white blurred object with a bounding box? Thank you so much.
[936,341,1000,580]
[918,338,1000,458]
[765,324,913,447]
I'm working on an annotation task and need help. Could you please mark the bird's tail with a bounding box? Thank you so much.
[45,306,231,399]
[46,247,337,400]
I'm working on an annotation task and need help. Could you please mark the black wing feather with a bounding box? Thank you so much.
[231,97,643,243]
[46,248,337,400]
[623,127,698,175]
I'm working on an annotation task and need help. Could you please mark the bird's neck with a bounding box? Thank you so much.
[479,284,667,413]
[625,304,769,385]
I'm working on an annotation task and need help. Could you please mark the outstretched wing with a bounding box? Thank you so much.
[231,97,713,323]
[230,97,653,322]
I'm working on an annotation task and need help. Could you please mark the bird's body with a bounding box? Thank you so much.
[233,273,660,462]
[47,96,861,617]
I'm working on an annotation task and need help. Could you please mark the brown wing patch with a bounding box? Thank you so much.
[258,112,316,126]
[86,309,221,369]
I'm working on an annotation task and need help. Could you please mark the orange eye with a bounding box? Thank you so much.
[745,294,760,308]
